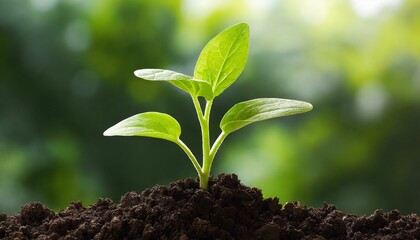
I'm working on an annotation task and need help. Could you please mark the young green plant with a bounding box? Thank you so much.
[103,23,313,189]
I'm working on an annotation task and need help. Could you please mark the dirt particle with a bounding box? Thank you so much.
[0,213,6,222]
[19,202,54,226]
[255,221,281,240]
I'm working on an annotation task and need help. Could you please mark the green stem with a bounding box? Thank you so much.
[191,97,204,121]
[209,131,228,165]
[202,100,213,163]
[202,131,228,184]
[192,97,213,189]
[200,100,213,188]
[176,139,203,177]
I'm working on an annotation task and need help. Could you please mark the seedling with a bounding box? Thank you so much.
[104,23,313,189]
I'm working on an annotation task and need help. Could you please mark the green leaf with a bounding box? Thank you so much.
[220,98,313,134]
[103,112,181,143]
[134,69,213,100]
[194,23,249,97]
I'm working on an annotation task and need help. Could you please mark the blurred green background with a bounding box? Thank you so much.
[1,0,419,215]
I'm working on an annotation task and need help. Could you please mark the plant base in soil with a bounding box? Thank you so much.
[0,174,419,239]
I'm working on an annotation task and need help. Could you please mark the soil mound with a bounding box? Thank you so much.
[0,174,419,239]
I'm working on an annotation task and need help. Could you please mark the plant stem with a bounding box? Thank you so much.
[176,139,203,177]
[191,97,204,121]
[200,100,213,188]
[209,131,228,167]
[191,97,214,189]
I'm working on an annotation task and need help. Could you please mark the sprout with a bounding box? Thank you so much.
[104,23,313,189]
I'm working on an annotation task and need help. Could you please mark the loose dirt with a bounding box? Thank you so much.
[0,174,419,239]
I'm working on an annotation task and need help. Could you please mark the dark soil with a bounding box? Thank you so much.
[0,174,419,239]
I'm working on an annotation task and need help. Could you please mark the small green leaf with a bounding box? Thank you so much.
[194,23,249,97]
[220,98,313,134]
[103,112,181,143]
[134,69,213,100]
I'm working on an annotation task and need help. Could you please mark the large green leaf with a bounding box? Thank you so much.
[134,69,213,100]
[103,112,181,143]
[220,98,313,134]
[194,23,249,97]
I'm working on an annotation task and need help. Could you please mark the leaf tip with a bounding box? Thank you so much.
[133,69,143,78]
[237,23,250,34]
[236,22,249,28]
[103,127,115,136]
[103,129,110,136]
[306,102,314,112]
